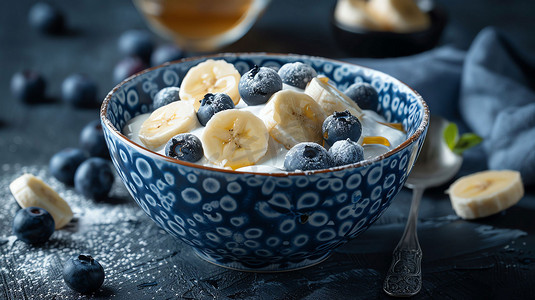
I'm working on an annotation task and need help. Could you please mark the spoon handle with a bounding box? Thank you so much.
[383,186,424,297]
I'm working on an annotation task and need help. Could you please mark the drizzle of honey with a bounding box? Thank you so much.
[303,104,316,120]
[363,136,391,147]
[378,121,404,132]
[318,76,330,84]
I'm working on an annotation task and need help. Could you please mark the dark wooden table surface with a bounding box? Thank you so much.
[1,1,535,299]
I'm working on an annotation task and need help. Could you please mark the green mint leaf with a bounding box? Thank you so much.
[443,122,458,151]
[452,133,483,155]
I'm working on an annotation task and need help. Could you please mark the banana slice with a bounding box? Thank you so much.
[202,109,269,169]
[179,59,241,110]
[447,170,524,219]
[367,0,430,33]
[305,77,363,118]
[334,0,384,31]
[139,100,199,149]
[261,90,326,149]
[9,174,73,229]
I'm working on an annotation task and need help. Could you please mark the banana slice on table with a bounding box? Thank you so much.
[367,0,430,33]
[139,100,199,149]
[202,109,269,169]
[447,170,524,219]
[261,89,326,149]
[305,77,363,118]
[9,174,73,229]
[179,59,241,110]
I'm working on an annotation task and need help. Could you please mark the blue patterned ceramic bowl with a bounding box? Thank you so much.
[100,53,429,272]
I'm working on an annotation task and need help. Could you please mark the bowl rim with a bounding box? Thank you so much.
[100,52,429,177]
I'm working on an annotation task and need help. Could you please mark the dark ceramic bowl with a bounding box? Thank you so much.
[100,53,429,272]
[331,3,447,58]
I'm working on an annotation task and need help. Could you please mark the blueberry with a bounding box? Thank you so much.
[63,254,105,294]
[10,70,46,103]
[113,57,147,84]
[80,120,109,158]
[329,139,364,166]
[12,207,55,244]
[196,93,235,126]
[165,133,204,162]
[118,30,154,63]
[322,110,362,147]
[74,157,114,199]
[344,82,379,110]
[151,44,184,67]
[284,142,334,171]
[278,62,317,89]
[153,87,180,109]
[28,2,65,34]
[49,148,87,185]
[238,65,282,105]
[61,74,98,108]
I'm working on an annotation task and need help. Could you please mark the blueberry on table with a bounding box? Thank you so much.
[80,120,109,159]
[239,65,283,105]
[74,157,114,200]
[151,44,184,67]
[197,93,235,126]
[278,62,317,89]
[344,82,379,110]
[28,2,65,34]
[113,57,148,84]
[165,133,204,162]
[49,148,87,185]
[118,30,154,63]
[153,87,180,109]
[10,70,46,103]
[12,207,55,244]
[322,110,362,147]
[61,74,98,108]
[329,139,364,166]
[63,254,105,294]
[284,142,334,171]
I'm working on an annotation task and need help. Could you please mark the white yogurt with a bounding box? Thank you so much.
[122,86,406,173]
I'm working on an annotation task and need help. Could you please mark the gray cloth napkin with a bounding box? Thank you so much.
[344,27,535,185]
[460,28,535,186]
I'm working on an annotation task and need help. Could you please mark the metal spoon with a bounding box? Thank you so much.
[383,115,463,297]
